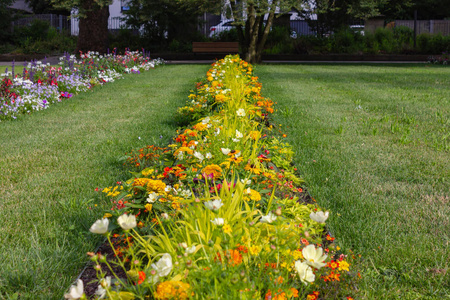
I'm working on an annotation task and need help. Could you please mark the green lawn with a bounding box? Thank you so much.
[1,62,449,299]
[256,63,450,299]
[0,65,207,299]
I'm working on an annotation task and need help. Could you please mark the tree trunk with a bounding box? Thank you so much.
[76,0,109,54]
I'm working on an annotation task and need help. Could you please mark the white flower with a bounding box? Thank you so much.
[309,211,329,223]
[206,152,212,159]
[186,245,196,254]
[221,148,231,155]
[302,245,328,269]
[235,130,243,138]
[95,276,111,299]
[147,192,158,203]
[151,253,173,277]
[117,214,137,230]
[211,218,224,226]
[177,151,184,160]
[89,218,109,234]
[161,213,169,219]
[236,108,246,117]
[165,185,172,192]
[194,151,204,163]
[214,128,221,136]
[64,279,84,299]
[294,261,315,284]
[232,138,240,142]
[204,199,224,211]
[202,117,210,124]
[260,212,277,223]
[240,179,251,185]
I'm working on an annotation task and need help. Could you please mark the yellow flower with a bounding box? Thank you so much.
[292,250,303,260]
[338,260,350,272]
[145,204,153,211]
[223,224,232,234]
[147,180,166,194]
[155,281,192,300]
[243,189,261,201]
[142,168,154,177]
[103,213,112,218]
[249,245,261,256]
[133,178,150,187]
[201,164,223,180]
[173,147,193,157]
[248,131,261,140]
[215,94,228,103]
[193,122,208,131]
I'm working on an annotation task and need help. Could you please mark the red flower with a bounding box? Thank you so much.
[137,271,146,284]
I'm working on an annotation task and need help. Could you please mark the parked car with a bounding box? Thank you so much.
[209,20,235,38]
[350,25,365,35]
[210,19,298,39]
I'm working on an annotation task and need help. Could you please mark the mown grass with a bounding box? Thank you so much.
[0,65,207,299]
[256,64,450,299]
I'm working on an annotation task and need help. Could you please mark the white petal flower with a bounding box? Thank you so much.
[147,192,158,203]
[232,138,240,142]
[194,151,204,163]
[206,152,212,159]
[236,108,246,117]
[151,253,173,277]
[186,245,196,254]
[294,261,315,284]
[240,179,251,185]
[95,276,111,299]
[221,148,231,155]
[235,130,243,138]
[260,212,277,223]
[204,199,224,211]
[309,211,329,223]
[64,279,84,299]
[89,218,109,234]
[117,214,137,230]
[211,218,224,226]
[302,245,328,269]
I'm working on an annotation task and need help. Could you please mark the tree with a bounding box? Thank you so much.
[179,0,310,63]
[51,0,111,53]
[0,0,14,44]
[26,0,70,14]
[123,0,204,52]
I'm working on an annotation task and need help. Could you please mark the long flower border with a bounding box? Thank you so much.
[0,50,164,121]
[79,55,357,300]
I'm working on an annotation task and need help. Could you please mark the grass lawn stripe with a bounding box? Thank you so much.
[0,65,207,299]
[256,63,449,299]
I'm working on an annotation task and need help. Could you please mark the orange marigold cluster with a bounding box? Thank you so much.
[155,281,192,300]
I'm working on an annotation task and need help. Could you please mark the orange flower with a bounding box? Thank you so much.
[138,271,146,284]
[201,164,222,180]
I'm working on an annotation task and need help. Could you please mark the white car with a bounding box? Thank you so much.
[209,20,235,38]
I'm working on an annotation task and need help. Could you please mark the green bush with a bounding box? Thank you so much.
[264,26,295,54]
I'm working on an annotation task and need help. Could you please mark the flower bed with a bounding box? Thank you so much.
[71,55,357,300]
[0,51,164,121]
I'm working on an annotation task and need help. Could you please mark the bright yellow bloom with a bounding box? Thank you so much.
[292,250,303,260]
[338,260,350,272]
[146,180,166,194]
[145,204,153,211]
[243,189,261,201]
[155,281,192,300]
[215,94,228,103]
[201,164,223,180]
[249,245,261,256]
[173,147,193,157]
[133,178,150,187]
[223,224,232,234]
[142,168,154,177]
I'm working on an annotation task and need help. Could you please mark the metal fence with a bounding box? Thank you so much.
[12,14,71,32]
[395,20,450,36]
[70,16,129,36]
[199,18,315,38]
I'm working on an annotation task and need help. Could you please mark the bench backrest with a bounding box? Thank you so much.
[192,42,239,53]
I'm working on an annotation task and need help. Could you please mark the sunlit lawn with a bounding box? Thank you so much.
[256,63,450,299]
[0,65,207,299]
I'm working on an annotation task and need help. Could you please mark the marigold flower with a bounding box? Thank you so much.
[202,164,222,180]
[155,281,192,300]
[146,180,166,194]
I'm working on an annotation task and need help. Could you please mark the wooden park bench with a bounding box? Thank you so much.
[192,42,239,54]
